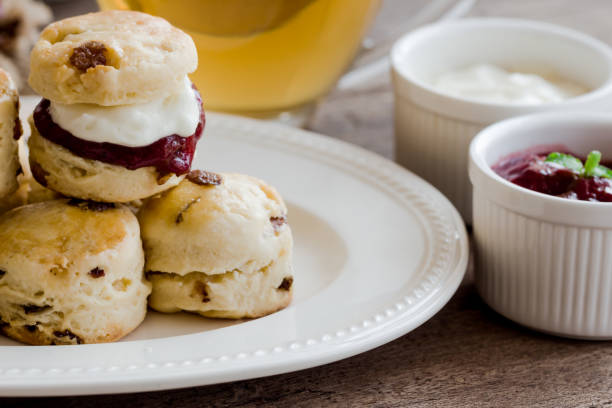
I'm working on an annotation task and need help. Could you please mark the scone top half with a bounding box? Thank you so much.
[27,11,205,202]
[29,10,197,106]
[139,172,293,276]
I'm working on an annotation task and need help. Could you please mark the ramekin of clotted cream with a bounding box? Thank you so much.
[430,63,587,105]
[391,18,612,223]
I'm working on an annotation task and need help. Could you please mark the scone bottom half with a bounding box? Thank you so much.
[0,199,151,345]
[139,171,295,320]
[26,84,205,203]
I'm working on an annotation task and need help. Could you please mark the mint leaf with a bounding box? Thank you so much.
[545,152,584,173]
[593,164,612,179]
[584,150,602,177]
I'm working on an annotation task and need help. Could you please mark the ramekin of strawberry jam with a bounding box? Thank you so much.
[469,112,612,340]
[493,147,612,202]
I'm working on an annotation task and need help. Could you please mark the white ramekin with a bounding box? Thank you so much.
[391,18,612,224]
[470,112,612,339]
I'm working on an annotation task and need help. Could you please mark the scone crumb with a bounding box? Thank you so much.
[69,41,107,72]
[186,170,222,186]
[277,277,293,291]
[89,267,105,278]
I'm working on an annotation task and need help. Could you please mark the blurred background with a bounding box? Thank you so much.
[4,0,612,155]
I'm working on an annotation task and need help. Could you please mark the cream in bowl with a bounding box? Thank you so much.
[391,18,612,223]
[429,64,587,105]
[469,112,612,339]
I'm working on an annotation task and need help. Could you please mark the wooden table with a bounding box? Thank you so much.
[5,1,612,406]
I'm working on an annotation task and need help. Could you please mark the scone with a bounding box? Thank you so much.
[27,11,205,202]
[139,171,294,319]
[28,10,196,106]
[0,68,21,200]
[0,199,151,345]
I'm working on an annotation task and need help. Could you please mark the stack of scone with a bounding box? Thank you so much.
[28,11,204,202]
[0,11,294,346]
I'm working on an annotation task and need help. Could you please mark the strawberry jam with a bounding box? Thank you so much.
[32,87,205,176]
[493,146,612,202]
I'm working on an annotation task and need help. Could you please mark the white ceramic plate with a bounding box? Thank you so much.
[0,100,468,396]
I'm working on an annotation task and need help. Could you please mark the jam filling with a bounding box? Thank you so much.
[33,87,205,176]
[493,146,612,202]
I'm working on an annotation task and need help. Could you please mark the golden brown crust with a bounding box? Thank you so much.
[0,199,128,260]
[0,199,151,345]
[28,11,197,105]
[1,319,137,345]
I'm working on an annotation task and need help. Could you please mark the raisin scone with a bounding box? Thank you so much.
[0,68,20,200]
[26,11,205,202]
[28,10,196,106]
[0,199,151,345]
[139,171,294,319]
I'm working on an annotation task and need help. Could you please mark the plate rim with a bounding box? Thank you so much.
[0,111,469,396]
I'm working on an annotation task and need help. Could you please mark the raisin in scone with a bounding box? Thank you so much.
[0,68,21,200]
[0,199,151,345]
[27,11,204,202]
[139,172,294,319]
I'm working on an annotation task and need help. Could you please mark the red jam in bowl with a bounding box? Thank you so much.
[32,86,205,176]
[492,145,612,202]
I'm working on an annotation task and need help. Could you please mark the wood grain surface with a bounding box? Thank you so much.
[5,0,612,407]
